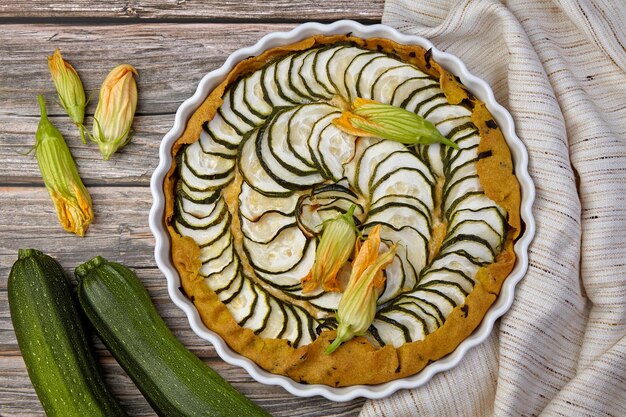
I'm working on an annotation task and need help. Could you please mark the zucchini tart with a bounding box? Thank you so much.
[163,34,521,386]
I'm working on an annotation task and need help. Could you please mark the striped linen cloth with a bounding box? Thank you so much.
[361,1,626,415]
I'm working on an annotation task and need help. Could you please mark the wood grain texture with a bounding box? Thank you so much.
[0,0,384,21]
[0,23,289,184]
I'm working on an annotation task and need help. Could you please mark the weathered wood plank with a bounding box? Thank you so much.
[0,0,383,21]
[0,23,294,116]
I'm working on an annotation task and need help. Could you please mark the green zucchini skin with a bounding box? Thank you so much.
[75,256,271,417]
[7,249,127,417]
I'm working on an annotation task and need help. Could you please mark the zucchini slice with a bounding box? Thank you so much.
[449,206,505,237]
[267,107,317,174]
[199,232,232,263]
[180,193,217,218]
[316,123,357,182]
[200,240,235,277]
[444,192,502,220]
[261,63,293,107]
[220,90,256,134]
[393,299,439,334]
[372,66,431,103]
[275,54,310,104]
[284,287,342,313]
[371,318,408,348]
[404,90,446,116]
[240,211,296,244]
[244,70,273,117]
[312,46,342,94]
[176,197,226,230]
[204,111,244,149]
[372,150,435,189]
[290,50,323,101]
[391,78,439,108]
[238,181,298,221]
[244,226,308,274]
[377,248,406,303]
[256,240,315,289]
[199,129,238,158]
[370,167,434,210]
[255,296,287,339]
[439,235,495,264]
[204,255,239,290]
[175,208,231,247]
[370,194,432,226]
[409,288,456,319]
[343,52,384,101]
[418,267,474,294]
[327,46,368,98]
[231,78,266,126]
[180,152,234,192]
[365,203,430,238]
[177,180,220,204]
[241,284,271,331]
[223,276,257,324]
[216,269,245,303]
[299,48,333,99]
[238,130,292,197]
[379,308,426,342]
[288,103,339,170]
[280,304,300,344]
[292,306,319,347]
[417,280,467,307]
[354,57,407,100]
[445,219,502,252]
[297,185,363,235]
[429,252,481,278]
[353,139,405,197]
[256,113,324,190]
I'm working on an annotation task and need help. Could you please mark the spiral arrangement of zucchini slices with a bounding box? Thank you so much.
[173,44,508,349]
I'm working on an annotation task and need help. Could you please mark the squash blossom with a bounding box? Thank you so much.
[333,98,458,149]
[301,205,358,293]
[326,225,397,354]
[92,64,138,160]
[47,49,88,143]
[35,95,93,237]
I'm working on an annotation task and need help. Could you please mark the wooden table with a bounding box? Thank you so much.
[0,2,384,415]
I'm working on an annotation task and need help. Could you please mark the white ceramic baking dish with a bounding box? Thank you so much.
[149,20,536,402]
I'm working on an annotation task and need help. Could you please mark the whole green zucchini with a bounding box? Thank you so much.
[8,249,127,417]
[75,256,271,417]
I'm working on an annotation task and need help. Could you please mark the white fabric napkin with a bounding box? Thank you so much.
[361,1,626,415]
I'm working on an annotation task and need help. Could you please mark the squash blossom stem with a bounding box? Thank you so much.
[301,204,358,293]
[35,95,93,236]
[326,226,397,354]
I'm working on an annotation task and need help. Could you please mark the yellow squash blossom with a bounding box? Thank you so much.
[333,98,458,148]
[301,205,358,293]
[47,49,87,143]
[35,95,93,236]
[326,225,397,354]
[93,64,138,160]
